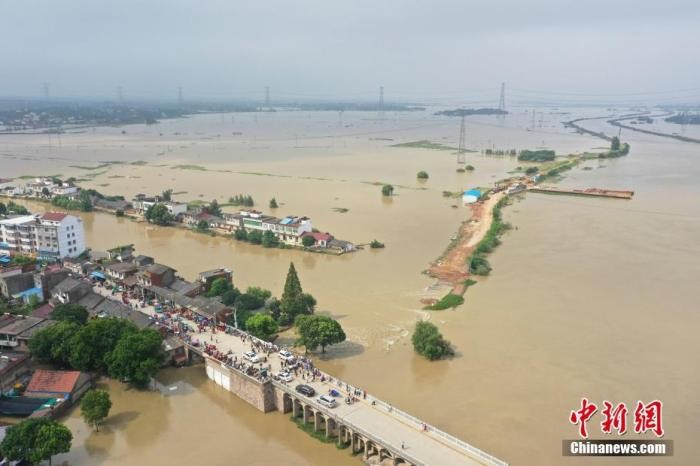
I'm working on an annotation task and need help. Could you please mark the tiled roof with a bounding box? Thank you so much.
[30,303,54,319]
[40,212,68,222]
[26,369,81,395]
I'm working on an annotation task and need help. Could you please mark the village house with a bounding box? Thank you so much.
[104,261,138,282]
[0,351,31,393]
[137,263,176,288]
[33,266,70,301]
[132,255,154,268]
[199,268,232,291]
[51,277,92,304]
[25,369,93,405]
[132,194,186,217]
[0,315,54,351]
[301,231,332,248]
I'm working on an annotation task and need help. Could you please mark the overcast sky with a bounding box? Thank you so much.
[1,0,699,104]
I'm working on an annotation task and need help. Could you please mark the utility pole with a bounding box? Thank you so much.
[457,115,466,163]
[498,82,506,112]
[378,86,385,120]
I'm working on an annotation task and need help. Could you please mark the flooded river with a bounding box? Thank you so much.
[3,109,699,465]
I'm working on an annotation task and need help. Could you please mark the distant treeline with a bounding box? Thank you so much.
[518,150,555,162]
[436,108,508,117]
[665,113,700,125]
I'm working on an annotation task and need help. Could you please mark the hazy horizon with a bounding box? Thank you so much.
[2,0,699,106]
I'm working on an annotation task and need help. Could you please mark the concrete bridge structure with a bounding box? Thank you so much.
[92,286,508,466]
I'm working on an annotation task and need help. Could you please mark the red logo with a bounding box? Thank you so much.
[570,399,664,438]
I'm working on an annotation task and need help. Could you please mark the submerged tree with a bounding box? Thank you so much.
[412,321,454,360]
[81,389,112,431]
[279,262,316,325]
[381,184,394,196]
[269,197,278,208]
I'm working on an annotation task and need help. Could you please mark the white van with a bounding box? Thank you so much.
[318,394,337,408]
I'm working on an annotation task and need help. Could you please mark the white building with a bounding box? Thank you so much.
[0,212,86,259]
[36,212,86,259]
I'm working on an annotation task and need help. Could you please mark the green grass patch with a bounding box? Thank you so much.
[424,293,465,310]
[171,164,207,171]
[467,197,511,276]
[392,140,459,151]
[130,160,148,166]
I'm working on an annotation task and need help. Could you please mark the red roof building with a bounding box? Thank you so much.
[40,212,68,222]
[25,369,91,401]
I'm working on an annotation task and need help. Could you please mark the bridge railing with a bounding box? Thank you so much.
[273,380,428,466]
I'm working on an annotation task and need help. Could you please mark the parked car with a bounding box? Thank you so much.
[295,384,315,397]
[243,351,261,363]
[279,349,295,362]
[277,371,294,382]
[318,394,337,408]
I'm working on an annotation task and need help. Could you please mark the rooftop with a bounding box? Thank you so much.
[145,263,175,275]
[0,316,43,336]
[0,215,36,225]
[40,212,69,222]
[0,351,30,374]
[26,369,81,395]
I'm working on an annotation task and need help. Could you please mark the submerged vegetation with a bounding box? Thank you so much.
[228,194,255,207]
[518,149,555,162]
[435,108,507,117]
[423,293,464,310]
[412,321,454,360]
[391,140,458,151]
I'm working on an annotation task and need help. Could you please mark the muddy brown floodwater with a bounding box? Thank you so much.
[4,109,700,465]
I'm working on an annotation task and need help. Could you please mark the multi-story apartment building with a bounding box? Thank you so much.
[226,210,313,245]
[0,212,86,259]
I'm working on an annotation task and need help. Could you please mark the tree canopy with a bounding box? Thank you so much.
[416,170,429,179]
[50,303,89,325]
[145,203,173,225]
[294,315,346,353]
[262,230,279,248]
[279,262,316,325]
[0,418,72,465]
[29,321,81,368]
[206,277,233,297]
[412,321,454,360]
[245,314,279,341]
[611,136,621,151]
[106,328,164,388]
[269,197,278,208]
[81,389,112,431]
[69,318,137,372]
[381,184,394,196]
[302,235,315,247]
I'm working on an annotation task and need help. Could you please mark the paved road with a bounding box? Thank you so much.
[93,286,500,466]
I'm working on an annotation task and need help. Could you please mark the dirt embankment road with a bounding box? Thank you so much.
[426,192,504,289]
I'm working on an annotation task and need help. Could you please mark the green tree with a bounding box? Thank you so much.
[248,230,262,244]
[262,230,279,248]
[221,287,241,306]
[106,328,164,388]
[8,201,29,215]
[0,201,6,215]
[42,187,51,198]
[69,318,137,372]
[51,303,89,325]
[381,184,394,196]
[235,293,265,311]
[279,262,315,325]
[417,170,429,179]
[34,422,73,466]
[294,315,346,353]
[77,191,93,211]
[611,136,621,151]
[196,219,209,231]
[269,197,278,208]
[411,321,454,360]
[206,199,222,217]
[0,418,72,466]
[81,389,112,431]
[29,321,81,367]
[207,277,232,297]
[145,203,173,225]
[302,235,315,247]
[246,286,272,302]
[161,188,173,201]
[245,314,279,341]
[233,228,248,241]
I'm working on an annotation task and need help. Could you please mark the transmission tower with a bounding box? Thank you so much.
[457,115,466,163]
[498,82,506,112]
[177,86,183,106]
[265,86,270,109]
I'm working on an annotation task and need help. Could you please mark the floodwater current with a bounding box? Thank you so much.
[2,109,699,465]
